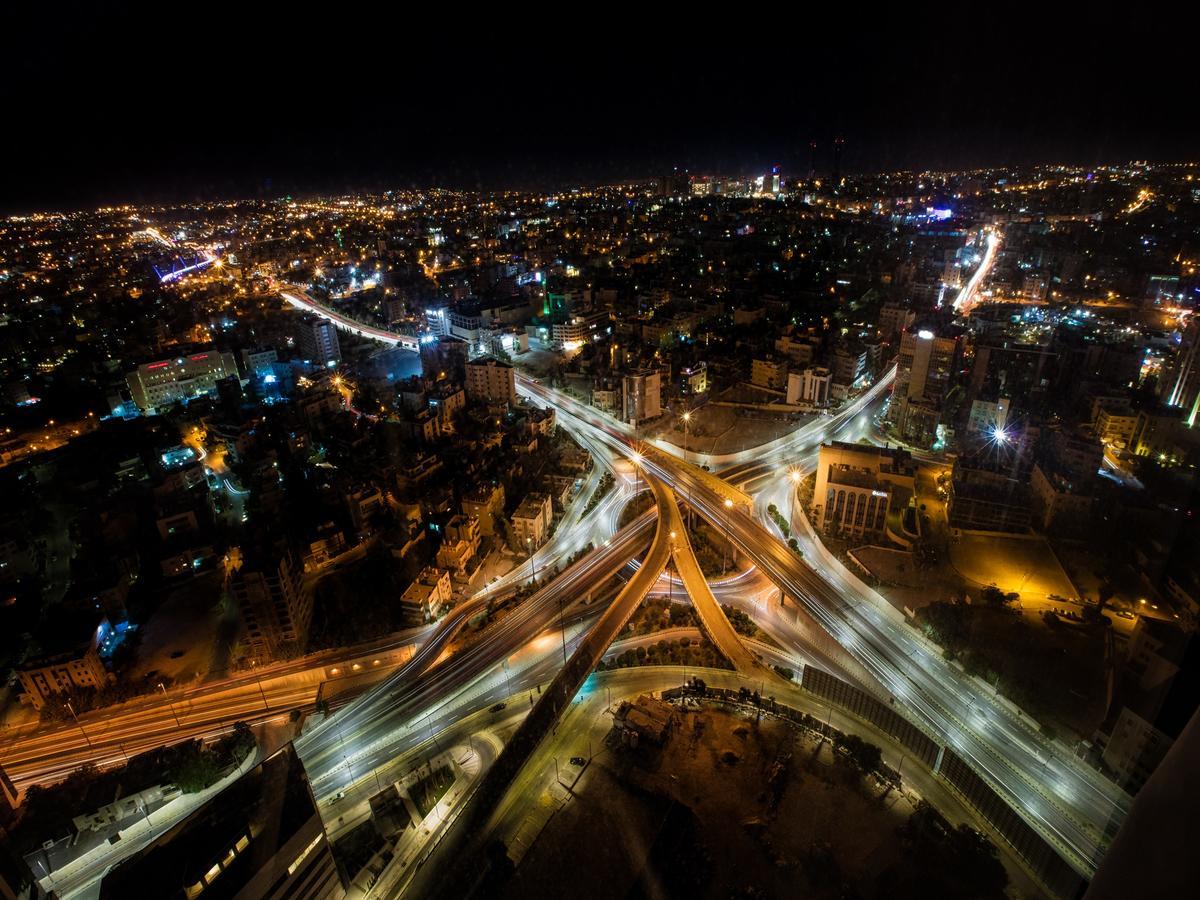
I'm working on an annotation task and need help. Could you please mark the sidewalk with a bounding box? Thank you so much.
[39,745,260,898]
[351,745,483,899]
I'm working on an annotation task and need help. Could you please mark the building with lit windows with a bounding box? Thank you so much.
[295,314,341,368]
[751,356,788,390]
[231,553,311,664]
[679,362,708,396]
[17,615,113,710]
[126,349,238,412]
[100,744,344,900]
[888,326,962,447]
[465,356,517,405]
[787,367,832,406]
[401,567,453,621]
[812,442,916,543]
[511,492,553,548]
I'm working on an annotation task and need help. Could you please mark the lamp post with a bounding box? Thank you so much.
[681,412,693,529]
[721,497,734,575]
[66,701,92,751]
[158,682,182,729]
[669,531,676,606]
[557,592,568,666]
[527,536,536,585]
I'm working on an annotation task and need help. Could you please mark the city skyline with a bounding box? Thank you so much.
[2,16,1199,900]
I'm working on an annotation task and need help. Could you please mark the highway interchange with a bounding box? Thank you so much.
[6,268,1134,894]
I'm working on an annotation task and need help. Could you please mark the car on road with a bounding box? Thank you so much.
[490,702,507,713]
[569,756,586,766]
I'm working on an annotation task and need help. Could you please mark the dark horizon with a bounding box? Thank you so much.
[3,5,1197,214]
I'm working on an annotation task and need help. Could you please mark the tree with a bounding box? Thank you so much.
[834,733,882,774]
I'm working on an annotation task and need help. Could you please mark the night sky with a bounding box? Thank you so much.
[3,5,1196,212]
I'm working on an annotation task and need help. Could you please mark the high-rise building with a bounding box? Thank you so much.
[232,553,311,663]
[465,355,516,405]
[100,744,345,900]
[622,369,662,425]
[889,326,961,446]
[1097,620,1200,794]
[126,349,239,412]
[295,314,341,368]
[1163,322,1200,427]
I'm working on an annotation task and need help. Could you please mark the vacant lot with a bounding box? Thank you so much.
[501,706,1006,900]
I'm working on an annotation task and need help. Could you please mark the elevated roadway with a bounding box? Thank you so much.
[523,375,1129,877]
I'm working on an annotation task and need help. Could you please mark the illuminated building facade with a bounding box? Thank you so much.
[126,350,238,412]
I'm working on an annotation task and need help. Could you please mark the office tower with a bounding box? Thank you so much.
[295,314,341,367]
[622,369,662,425]
[100,745,345,900]
[889,326,961,447]
[1164,321,1200,426]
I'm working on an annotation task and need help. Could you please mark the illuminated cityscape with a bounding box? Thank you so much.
[1,11,1198,900]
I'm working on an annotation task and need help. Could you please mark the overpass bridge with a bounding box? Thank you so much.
[278,287,421,352]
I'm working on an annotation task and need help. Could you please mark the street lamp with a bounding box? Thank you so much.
[722,498,734,575]
[158,682,182,729]
[527,536,536,584]
[669,531,677,606]
[557,592,568,666]
[681,412,694,529]
[629,451,643,501]
[65,701,93,751]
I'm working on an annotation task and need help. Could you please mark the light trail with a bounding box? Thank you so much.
[952,228,1000,314]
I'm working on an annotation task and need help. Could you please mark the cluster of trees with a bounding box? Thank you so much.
[766,503,791,539]
[767,504,804,557]
[721,603,759,638]
[582,471,615,516]
[310,547,428,650]
[630,597,698,635]
[832,732,883,775]
[884,801,1008,899]
[618,491,656,529]
[597,637,732,672]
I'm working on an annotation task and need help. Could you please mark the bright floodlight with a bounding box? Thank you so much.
[682,411,691,422]
[630,452,642,466]
[724,498,734,508]
[992,426,1009,444]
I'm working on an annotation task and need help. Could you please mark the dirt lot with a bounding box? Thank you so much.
[649,403,808,458]
[500,707,969,900]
